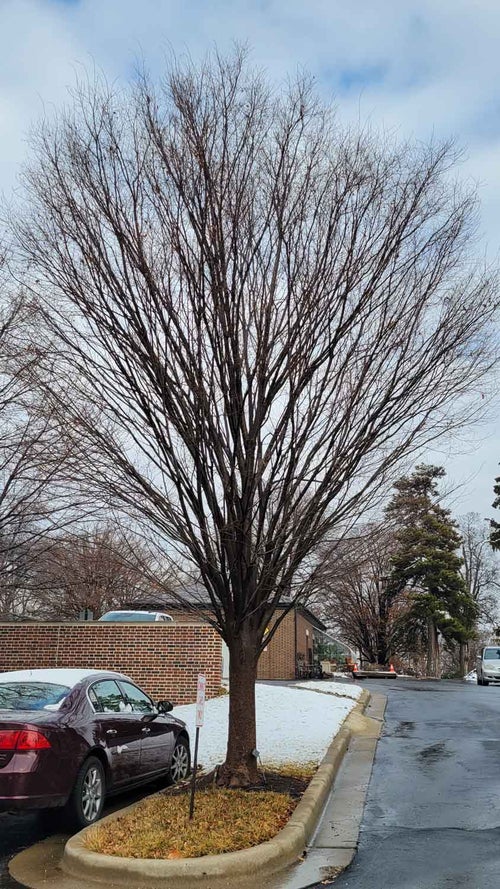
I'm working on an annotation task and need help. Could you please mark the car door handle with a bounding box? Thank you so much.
[141,727,151,734]
[106,729,118,736]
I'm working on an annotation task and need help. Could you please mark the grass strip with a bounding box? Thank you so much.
[86,787,297,859]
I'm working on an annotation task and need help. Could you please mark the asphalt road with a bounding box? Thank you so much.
[0,812,49,889]
[328,677,500,889]
[0,783,164,888]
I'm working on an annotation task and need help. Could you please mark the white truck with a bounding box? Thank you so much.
[476,645,500,686]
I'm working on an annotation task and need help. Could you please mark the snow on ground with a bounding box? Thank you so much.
[296,680,363,700]
[321,671,358,680]
[172,681,361,770]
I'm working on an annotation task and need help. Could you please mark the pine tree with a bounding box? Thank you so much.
[490,473,500,550]
[386,465,477,677]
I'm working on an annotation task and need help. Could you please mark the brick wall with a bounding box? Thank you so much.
[257,610,318,680]
[257,611,296,680]
[296,612,314,662]
[0,623,222,705]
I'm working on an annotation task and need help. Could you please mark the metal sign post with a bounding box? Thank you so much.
[189,674,206,820]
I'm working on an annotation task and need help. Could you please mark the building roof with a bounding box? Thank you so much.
[294,604,327,632]
[125,587,326,631]
[126,584,209,611]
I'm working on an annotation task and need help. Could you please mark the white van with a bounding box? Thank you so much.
[476,646,500,685]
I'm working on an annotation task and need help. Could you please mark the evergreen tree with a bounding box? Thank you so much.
[490,473,500,550]
[386,465,477,677]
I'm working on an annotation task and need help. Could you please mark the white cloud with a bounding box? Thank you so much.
[1,0,499,515]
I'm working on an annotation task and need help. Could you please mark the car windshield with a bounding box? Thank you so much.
[0,682,71,711]
[483,648,500,660]
[100,612,155,622]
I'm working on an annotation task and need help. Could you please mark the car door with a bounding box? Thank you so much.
[88,679,142,788]
[118,680,175,778]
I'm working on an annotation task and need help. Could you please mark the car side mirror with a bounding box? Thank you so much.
[156,700,174,714]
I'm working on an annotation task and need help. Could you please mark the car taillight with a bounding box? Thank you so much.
[17,730,51,750]
[0,729,51,751]
[0,731,19,750]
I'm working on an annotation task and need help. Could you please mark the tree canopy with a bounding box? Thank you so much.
[313,524,408,666]
[490,475,500,551]
[11,50,498,782]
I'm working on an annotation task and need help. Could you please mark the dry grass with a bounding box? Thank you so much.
[262,761,318,780]
[86,788,297,859]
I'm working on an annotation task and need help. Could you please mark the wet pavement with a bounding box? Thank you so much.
[0,785,164,888]
[323,677,500,889]
[0,813,49,888]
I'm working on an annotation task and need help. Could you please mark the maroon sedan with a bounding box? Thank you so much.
[0,668,190,827]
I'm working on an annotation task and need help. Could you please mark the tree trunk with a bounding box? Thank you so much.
[426,616,433,675]
[376,633,389,667]
[435,634,442,679]
[217,633,259,788]
[459,641,469,676]
[426,617,440,678]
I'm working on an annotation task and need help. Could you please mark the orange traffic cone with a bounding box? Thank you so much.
[389,663,395,673]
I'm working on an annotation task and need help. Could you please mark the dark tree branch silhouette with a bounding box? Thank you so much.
[30,525,172,621]
[0,252,87,618]
[461,512,500,625]
[12,51,498,783]
[312,524,409,665]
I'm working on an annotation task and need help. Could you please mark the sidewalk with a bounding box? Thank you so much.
[264,692,386,889]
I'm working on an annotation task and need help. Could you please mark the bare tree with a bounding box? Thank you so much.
[461,513,500,620]
[30,525,170,620]
[456,511,500,672]
[314,524,409,665]
[0,251,85,618]
[12,51,498,784]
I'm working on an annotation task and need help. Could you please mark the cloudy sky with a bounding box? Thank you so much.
[1,0,499,519]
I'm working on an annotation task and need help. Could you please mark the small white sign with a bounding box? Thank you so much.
[195,674,206,727]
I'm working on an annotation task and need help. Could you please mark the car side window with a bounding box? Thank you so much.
[89,680,127,714]
[119,680,156,714]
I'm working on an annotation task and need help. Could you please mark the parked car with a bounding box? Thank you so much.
[98,610,174,623]
[0,668,190,827]
[476,646,500,685]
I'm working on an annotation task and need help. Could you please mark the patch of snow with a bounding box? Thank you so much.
[463,670,477,682]
[0,668,114,687]
[173,681,360,769]
[322,671,356,680]
[296,680,362,701]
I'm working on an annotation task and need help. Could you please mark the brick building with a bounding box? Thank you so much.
[133,590,328,682]
[257,604,327,681]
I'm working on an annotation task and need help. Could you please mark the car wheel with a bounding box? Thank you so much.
[483,680,490,686]
[67,756,106,828]
[477,676,483,685]
[167,737,190,784]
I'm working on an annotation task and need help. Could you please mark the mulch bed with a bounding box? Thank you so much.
[161,768,310,801]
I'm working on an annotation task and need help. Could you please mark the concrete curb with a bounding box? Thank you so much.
[289,691,386,889]
[59,689,371,889]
